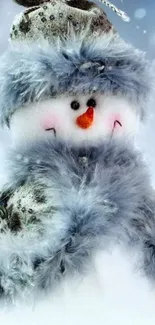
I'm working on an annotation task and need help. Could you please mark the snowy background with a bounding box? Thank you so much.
[0,0,155,183]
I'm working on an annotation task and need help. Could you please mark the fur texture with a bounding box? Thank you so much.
[0,33,151,125]
[0,138,155,302]
[2,247,155,324]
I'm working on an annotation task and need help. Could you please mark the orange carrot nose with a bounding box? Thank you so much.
[76,107,94,129]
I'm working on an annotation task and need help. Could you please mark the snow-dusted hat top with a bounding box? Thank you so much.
[10,0,130,43]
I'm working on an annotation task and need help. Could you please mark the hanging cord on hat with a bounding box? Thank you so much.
[97,0,130,22]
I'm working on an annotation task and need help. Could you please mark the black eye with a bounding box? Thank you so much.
[87,98,96,108]
[70,100,80,110]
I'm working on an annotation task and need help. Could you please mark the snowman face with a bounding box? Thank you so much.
[10,93,139,146]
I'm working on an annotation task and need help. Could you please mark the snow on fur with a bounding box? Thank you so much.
[0,32,152,125]
[0,138,155,302]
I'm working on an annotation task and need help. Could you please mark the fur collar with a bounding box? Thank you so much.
[0,139,154,302]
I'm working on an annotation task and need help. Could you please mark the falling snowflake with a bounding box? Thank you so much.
[134,8,146,20]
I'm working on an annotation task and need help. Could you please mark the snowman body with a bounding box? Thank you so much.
[0,89,139,231]
[1,137,155,325]
[0,19,153,323]
[1,150,155,325]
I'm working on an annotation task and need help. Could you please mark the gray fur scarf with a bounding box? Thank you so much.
[0,138,155,302]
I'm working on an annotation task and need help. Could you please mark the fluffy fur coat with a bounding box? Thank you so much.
[0,8,154,321]
[1,137,155,306]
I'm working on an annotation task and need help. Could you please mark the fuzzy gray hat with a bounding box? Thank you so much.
[0,0,151,126]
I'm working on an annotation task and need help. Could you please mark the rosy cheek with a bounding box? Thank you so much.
[41,114,60,130]
[107,113,122,129]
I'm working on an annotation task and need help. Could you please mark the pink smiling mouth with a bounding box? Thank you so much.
[114,120,122,128]
[45,127,56,137]
[112,120,122,136]
[44,120,122,138]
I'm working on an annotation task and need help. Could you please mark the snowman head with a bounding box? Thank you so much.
[10,92,139,146]
[0,33,151,147]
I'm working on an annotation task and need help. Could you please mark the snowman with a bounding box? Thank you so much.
[0,0,144,229]
[7,0,138,147]
[0,1,155,325]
